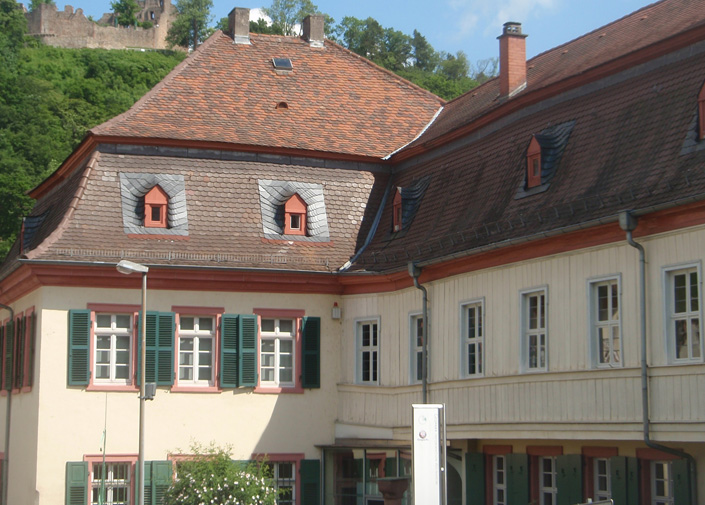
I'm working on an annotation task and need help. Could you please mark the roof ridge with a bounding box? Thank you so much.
[92,30,224,135]
[324,38,446,106]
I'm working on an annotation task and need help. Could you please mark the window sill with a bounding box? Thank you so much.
[170,385,221,393]
[254,385,304,394]
[87,384,139,392]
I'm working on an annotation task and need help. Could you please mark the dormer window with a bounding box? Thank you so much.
[284,194,307,236]
[393,188,402,232]
[144,185,168,228]
[526,136,542,189]
[698,82,705,140]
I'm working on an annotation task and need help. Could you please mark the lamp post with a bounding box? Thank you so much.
[115,260,149,505]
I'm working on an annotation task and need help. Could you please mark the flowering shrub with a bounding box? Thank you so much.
[163,444,277,505]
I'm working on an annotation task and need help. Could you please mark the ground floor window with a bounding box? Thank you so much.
[538,456,557,505]
[593,457,611,501]
[91,461,131,505]
[266,461,296,505]
[651,461,674,505]
[492,455,506,505]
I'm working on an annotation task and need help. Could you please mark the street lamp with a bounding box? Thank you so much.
[115,260,149,505]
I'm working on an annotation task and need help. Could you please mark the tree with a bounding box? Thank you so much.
[412,29,438,72]
[163,443,278,505]
[28,0,55,11]
[110,0,139,27]
[166,0,213,50]
[439,50,470,80]
[262,0,323,36]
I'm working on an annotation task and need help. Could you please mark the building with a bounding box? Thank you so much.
[1,0,705,503]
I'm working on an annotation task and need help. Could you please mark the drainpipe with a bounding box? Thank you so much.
[408,262,428,403]
[0,302,13,505]
[619,211,697,504]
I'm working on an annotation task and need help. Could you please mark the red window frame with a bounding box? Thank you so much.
[144,186,168,228]
[284,194,307,236]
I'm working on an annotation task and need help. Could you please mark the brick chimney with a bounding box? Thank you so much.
[302,14,325,48]
[228,7,250,45]
[498,22,528,98]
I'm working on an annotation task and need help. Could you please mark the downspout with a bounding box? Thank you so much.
[408,262,428,403]
[0,302,13,505]
[619,211,698,504]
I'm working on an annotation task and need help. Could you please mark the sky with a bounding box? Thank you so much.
[52,0,655,62]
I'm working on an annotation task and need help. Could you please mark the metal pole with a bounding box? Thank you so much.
[138,271,147,505]
[0,303,13,505]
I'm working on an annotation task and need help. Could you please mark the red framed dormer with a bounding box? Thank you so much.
[698,81,705,140]
[526,136,542,189]
[284,193,307,236]
[392,188,402,232]
[144,185,168,228]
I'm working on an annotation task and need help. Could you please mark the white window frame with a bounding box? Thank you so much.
[588,275,623,368]
[460,298,485,378]
[593,457,611,501]
[268,461,296,505]
[538,456,557,505]
[259,318,296,387]
[409,312,423,384]
[651,461,674,505]
[94,313,133,385]
[91,461,132,505]
[492,455,507,505]
[356,318,380,385]
[177,315,215,386]
[663,263,703,364]
[520,287,548,372]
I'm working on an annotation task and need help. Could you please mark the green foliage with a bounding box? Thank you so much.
[163,443,277,505]
[28,0,55,11]
[110,0,140,27]
[167,0,213,49]
[139,20,154,29]
[249,18,284,35]
[262,0,327,36]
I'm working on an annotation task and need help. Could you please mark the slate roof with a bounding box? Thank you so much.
[91,32,444,159]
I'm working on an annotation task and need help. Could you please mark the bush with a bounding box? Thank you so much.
[139,21,154,29]
[163,443,278,505]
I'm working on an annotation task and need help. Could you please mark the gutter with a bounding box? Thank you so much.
[619,211,698,504]
[0,303,13,505]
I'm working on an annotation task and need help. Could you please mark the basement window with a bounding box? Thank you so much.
[284,193,307,236]
[144,185,168,228]
[272,58,293,70]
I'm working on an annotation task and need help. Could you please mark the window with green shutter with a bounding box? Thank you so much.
[465,453,485,505]
[143,460,173,505]
[68,310,91,386]
[239,315,257,387]
[673,458,691,505]
[556,454,582,505]
[301,317,320,388]
[65,461,88,505]
[220,314,240,387]
[300,459,320,505]
[13,316,25,389]
[506,453,529,505]
[3,319,13,389]
[138,312,175,386]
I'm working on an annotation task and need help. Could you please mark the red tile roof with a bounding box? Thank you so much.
[92,32,443,160]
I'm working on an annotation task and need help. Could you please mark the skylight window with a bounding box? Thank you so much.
[272,58,293,70]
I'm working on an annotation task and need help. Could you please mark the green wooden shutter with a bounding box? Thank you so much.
[610,456,628,505]
[556,454,582,505]
[384,456,397,478]
[4,320,13,389]
[138,312,175,386]
[300,459,321,505]
[302,317,321,388]
[151,460,173,505]
[506,453,529,505]
[68,310,91,386]
[465,452,485,505]
[28,312,36,387]
[0,324,4,388]
[220,314,240,387]
[65,461,88,505]
[626,457,638,505]
[14,317,24,389]
[673,458,691,505]
[143,461,153,505]
[239,315,257,387]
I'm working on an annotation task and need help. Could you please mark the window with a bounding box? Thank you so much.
[521,288,547,371]
[357,319,379,384]
[664,265,702,362]
[284,194,307,236]
[144,185,168,228]
[266,461,296,505]
[492,455,507,505]
[260,318,296,387]
[461,300,484,377]
[410,314,423,383]
[526,136,542,188]
[91,461,131,505]
[393,188,402,232]
[94,314,133,384]
[594,458,611,501]
[651,461,674,505]
[589,277,622,367]
[178,316,215,387]
[538,456,557,505]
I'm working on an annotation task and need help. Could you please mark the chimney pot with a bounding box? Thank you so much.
[228,7,250,45]
[498,21,528,98]
[302,14,325,48]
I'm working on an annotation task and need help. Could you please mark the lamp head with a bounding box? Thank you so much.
[116,260,149,275]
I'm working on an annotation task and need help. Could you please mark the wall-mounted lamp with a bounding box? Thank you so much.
[332,302,341,320]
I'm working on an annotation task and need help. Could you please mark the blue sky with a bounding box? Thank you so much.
[53,0,654,62]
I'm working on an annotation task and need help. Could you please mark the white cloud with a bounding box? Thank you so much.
[249,8,272,24]
[448,0,561,40]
